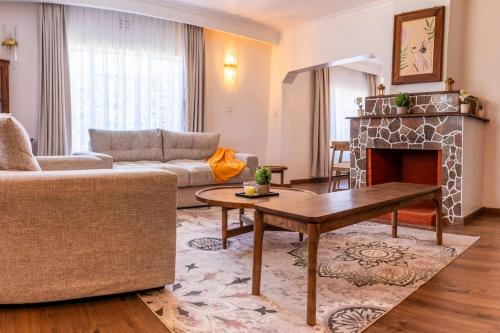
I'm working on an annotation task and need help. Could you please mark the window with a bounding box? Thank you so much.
[329,66,373,141]
[67,6,186,152]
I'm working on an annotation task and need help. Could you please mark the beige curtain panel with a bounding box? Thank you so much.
[311,67,330,178]
[366,73,377,96]
[38,3,72,155]
[185,25,205,132]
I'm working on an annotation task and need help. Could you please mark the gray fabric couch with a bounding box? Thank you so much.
[84,129,258,207]
[0,155,177,303]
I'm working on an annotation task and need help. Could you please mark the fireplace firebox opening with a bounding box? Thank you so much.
[367,148,442,226]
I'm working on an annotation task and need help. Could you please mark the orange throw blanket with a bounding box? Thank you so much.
[207,147,246,183]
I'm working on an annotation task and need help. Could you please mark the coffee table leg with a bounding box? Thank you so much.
[307,224,320,326]
[391,210,398,238]
[239,208,244,227]
[434,190,443,245]
[222,207,228,249]
[252,210,264,296]
[299,233,304,241]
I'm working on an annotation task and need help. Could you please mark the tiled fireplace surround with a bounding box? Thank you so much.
[349,91,486,224]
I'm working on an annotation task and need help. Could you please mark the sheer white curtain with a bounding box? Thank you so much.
[66,6,186,152]
[329,66,371,141]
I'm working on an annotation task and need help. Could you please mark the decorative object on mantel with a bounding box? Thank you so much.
[1,25,19,62]
[354,96,364,116]
[255,166,272,194]
[459,89,480,114]
[459,90,471,113]
[392,7,445,85]
[477,99,486,118]
[395,92,411,115]
[377,83,385,96]
[445,77,455,91]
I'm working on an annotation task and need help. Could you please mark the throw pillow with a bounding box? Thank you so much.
[0,114,41,171]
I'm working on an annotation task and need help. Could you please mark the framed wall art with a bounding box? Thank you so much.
[392,7,445,85]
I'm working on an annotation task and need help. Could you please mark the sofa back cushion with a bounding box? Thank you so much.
[162,130,220,161]
[0,115,41,171]
[89,129,163,162]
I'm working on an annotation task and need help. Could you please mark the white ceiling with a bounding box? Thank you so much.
[161,0,381,30]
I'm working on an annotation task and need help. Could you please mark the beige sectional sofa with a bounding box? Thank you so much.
[0,155,177,303]
[85,129,258,207]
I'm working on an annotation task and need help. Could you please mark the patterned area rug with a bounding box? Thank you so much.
[139,207,478,333]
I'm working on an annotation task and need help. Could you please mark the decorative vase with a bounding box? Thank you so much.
[256,183,270,195]
[396,107,408,115]
[357,108,364,117]
[460,103,470,114]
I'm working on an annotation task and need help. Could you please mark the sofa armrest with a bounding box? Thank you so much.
[0,169,177,303]
[36,154,113,171]
[235,153,258,172]
[73,151,114,167]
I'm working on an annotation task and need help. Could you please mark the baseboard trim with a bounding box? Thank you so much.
[270,183,292,187]
[463,207,484,224]
[290,177,329,185]
[482,207,500,216]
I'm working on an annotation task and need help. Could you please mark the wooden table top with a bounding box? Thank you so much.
[255,182,441,223]
[195,186,316,209]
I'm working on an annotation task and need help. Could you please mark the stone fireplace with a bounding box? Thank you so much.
[349,91,487,224]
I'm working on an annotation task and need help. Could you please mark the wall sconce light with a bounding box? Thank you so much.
[2,25,19,62]
[224,50,237,84]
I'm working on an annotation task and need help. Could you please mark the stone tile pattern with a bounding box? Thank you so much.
[350,115,463,224]
[364,92,459,116]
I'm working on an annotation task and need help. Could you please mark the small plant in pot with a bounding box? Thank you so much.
[395,92,411,115]
[354,96,364,116]
[255,166,272,194]
[459,89,472,114]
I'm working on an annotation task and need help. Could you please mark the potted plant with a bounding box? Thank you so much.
[395,92,411,115]
[255,166,272,194]
[460,90,471,113]
[354,97,364,117]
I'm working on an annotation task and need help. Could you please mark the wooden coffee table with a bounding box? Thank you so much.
[195,186,316,249]
[252,182,443,326]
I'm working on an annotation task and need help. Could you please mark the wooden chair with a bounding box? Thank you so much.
[328,141,350,192]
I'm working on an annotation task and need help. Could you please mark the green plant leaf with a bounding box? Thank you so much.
[255,166,272,185]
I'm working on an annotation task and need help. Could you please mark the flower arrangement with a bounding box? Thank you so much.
[459,90,472,104]
[354,97,363,110]
[460,90,481,105]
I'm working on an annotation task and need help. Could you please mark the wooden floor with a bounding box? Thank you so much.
[1,181,499,332]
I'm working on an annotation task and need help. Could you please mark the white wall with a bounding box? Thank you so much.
[0,2,39,138]
[204,29,271,162]
[281,70,314,182]
[462,118,485,216]
[266,0,454,179]
[462,0,500,208]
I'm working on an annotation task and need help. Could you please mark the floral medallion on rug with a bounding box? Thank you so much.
[139,207,478,333]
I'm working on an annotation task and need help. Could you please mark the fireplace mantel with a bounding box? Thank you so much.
[346,113,489,123]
